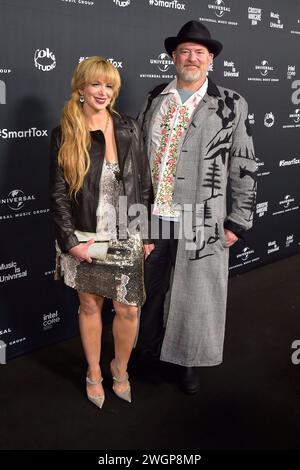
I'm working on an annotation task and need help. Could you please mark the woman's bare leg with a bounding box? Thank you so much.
[111,300,138,394]
[78,291,104,397]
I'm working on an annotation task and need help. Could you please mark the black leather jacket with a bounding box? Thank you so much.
[49,112,153,252]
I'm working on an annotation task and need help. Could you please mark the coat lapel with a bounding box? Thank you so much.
[182,79,221,146]
[145,94,165,158]
[182,94,219,147]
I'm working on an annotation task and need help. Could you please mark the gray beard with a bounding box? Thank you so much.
[177,69,202,83]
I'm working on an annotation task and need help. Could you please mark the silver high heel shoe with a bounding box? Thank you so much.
[110,359,131,403]
[86,376,105,409]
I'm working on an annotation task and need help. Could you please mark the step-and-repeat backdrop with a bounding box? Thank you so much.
[1,0,300,361]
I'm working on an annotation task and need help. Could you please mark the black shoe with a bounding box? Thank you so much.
[179,366,200,395]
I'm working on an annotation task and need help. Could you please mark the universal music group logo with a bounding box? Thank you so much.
[199,1,238,26]
[0,188,49,221]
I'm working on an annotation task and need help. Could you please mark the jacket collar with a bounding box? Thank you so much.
[111,112,133,174]
[111,111,132,129]
[207,78,221,97]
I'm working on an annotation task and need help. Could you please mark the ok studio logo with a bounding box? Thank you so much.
[34,48,56,72]
[264,112,275,127]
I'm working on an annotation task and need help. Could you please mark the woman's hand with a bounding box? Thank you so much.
[143,243,155,260]
[69,239,94,263]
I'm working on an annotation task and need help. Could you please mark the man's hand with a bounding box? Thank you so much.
[144,243,155,260]
[224,229,238,247]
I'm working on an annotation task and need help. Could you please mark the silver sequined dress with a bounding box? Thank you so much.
[60,160,145,306]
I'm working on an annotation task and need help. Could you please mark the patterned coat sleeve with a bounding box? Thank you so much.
[224,96,257,238]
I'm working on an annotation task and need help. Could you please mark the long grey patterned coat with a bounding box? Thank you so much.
[139,79,257,367]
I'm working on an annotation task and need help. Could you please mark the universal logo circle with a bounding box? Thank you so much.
[241,247,251,262]
[157,53,173,72]
[8,189,27,211]
[293,109,300,123]
[215,0,226,18]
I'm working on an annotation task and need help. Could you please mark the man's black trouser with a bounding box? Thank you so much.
[136,219,179,357]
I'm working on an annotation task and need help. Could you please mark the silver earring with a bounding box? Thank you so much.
[79,95,84,103]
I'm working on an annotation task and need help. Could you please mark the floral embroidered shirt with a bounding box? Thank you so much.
[150,78,208,219]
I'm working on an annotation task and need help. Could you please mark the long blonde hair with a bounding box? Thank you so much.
[58,56,121,197]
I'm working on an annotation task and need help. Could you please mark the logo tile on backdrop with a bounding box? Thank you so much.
[272,195,299,216]
[285,235,294,248]
[256,157,271,178]
[0,260,28,284]
[287,65,296,80]
[148,0,186,10]
[34,48,56,72]
[0,127,48,139]
[290,18,300,35]
[79,57,123,68]
[43,310,61,332]
[223,60,239,78]
[139,52,175,80]
[256,202,268,218]
[267,240,280,254]
[60,0,95,6]
[199,1,238,27]
[279,157,300,167]
[269,11,283,30]
[0,189,49,220]
[264,112,275,128]
[112,0,131,7]
[229,246,260,271]
[248,60,279,83]
[282,109,300,128]
[248,7,262,26]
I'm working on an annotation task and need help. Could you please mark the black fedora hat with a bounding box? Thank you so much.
[164,20,223,58]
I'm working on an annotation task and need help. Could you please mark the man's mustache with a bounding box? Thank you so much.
[184,63,200,67]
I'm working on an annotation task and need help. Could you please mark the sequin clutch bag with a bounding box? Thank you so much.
[87,242,109,261]
[74,230,109,261]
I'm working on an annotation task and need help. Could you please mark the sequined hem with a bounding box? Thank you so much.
[58,234,145,306]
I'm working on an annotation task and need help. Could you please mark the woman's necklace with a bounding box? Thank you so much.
[89,110,110,133]
[103,110,110,134]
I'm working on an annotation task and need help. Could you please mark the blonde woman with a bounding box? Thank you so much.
[49,57,154,409]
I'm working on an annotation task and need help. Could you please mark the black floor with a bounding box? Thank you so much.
[1,254,300,450]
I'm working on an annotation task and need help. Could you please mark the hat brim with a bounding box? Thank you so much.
[165,36,223,58]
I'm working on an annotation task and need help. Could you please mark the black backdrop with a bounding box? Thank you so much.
[1,0,300,360]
